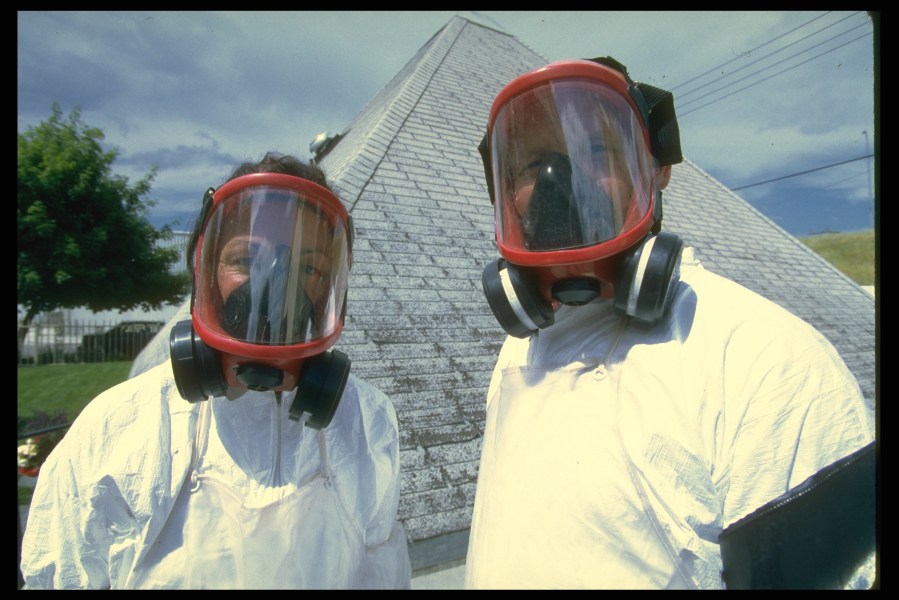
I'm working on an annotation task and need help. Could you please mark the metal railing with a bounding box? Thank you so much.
[17,320,164,366]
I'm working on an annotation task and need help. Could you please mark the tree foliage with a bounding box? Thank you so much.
[17,104,190,326]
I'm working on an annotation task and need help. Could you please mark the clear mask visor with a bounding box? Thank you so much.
[492,79,654,253]
[194,182,350,348]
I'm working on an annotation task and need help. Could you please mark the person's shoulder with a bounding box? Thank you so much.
[345,372,387,399]
[339,373,399,430]
[42,361,185,476]
[679,264,747,302]
[343,373,394,413]
[74,360,180,432]
[96,360,174,401]
[679,256,791,315]
[676,257,832,346]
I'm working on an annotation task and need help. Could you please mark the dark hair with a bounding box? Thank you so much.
[225,152,330,187]
[186,152,332,273]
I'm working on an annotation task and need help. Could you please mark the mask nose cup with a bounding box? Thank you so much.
[236,363,284,392]
[551,279,601,306]
[223,281,315,344]
[524,152,581,251]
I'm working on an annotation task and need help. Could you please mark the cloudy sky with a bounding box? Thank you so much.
[18,10,877,238]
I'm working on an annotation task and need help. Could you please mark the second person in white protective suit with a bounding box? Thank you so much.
[20,153,412,589]
[465,57,876,589]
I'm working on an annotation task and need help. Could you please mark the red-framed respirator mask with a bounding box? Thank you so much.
[480,58,684,338]
[169,172,353,429]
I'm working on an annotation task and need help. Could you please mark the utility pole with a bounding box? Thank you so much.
[862,131,872,199]
[863,130,873,226]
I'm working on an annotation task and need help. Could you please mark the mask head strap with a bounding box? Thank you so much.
[586,56,683,167]
[478,133,496,204]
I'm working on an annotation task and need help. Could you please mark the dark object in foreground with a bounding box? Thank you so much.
[719,441,877,589]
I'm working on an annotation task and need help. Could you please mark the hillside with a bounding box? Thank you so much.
[798,229,875,287]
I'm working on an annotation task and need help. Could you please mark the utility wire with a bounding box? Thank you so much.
[665,12,875,206]
[678,27,871,111]
[669,11,834,92]
[770,169,869,204]
[731,154,873,190]
[678,31,871,117]
[671,11,870,113]
[676,12,864,103]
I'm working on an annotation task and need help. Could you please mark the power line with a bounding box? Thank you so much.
[773,169,869,204]
[676,13,866,107]
[670,11,870,115]
[731,154,873,190]
[678,31,871,117]
[660,13,875,199]
[669,11,834,92]
[675,11,860,100]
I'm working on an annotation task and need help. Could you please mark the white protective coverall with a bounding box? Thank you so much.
[20,361,412,589]
[465,248,875,589]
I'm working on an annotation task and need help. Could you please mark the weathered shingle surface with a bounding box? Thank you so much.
[662,159,876,406]
[316,15,875,566]
[319,19,516,551]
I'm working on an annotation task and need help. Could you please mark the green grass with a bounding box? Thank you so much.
[799,229,875,286]
[18,362,132,507]
[18,361,132,426]
[18,481,35,505]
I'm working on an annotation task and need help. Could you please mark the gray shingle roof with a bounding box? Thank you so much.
[316,16,876,569]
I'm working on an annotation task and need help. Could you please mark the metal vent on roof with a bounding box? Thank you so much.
[309,131,342,163]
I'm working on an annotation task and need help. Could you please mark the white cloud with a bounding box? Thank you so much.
[18,10,876,236]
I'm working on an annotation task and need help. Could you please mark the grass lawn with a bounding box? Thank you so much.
[799,229,875,286]
[18,361,132,425]
[18,479,35,505]
[18,362,133,507]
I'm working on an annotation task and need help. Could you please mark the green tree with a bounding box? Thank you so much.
[17,104,190,337]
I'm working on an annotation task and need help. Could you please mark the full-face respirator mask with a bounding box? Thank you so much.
[479,57,685,338]
[169,173,353,429]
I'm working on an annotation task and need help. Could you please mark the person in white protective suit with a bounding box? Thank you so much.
[465,57,876,589]
[20,153,412,589]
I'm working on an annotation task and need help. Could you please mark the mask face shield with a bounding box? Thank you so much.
[192,173,350,363]
[489,62,657,267]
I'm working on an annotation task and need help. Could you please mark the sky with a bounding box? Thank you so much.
[18,10,877,241]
